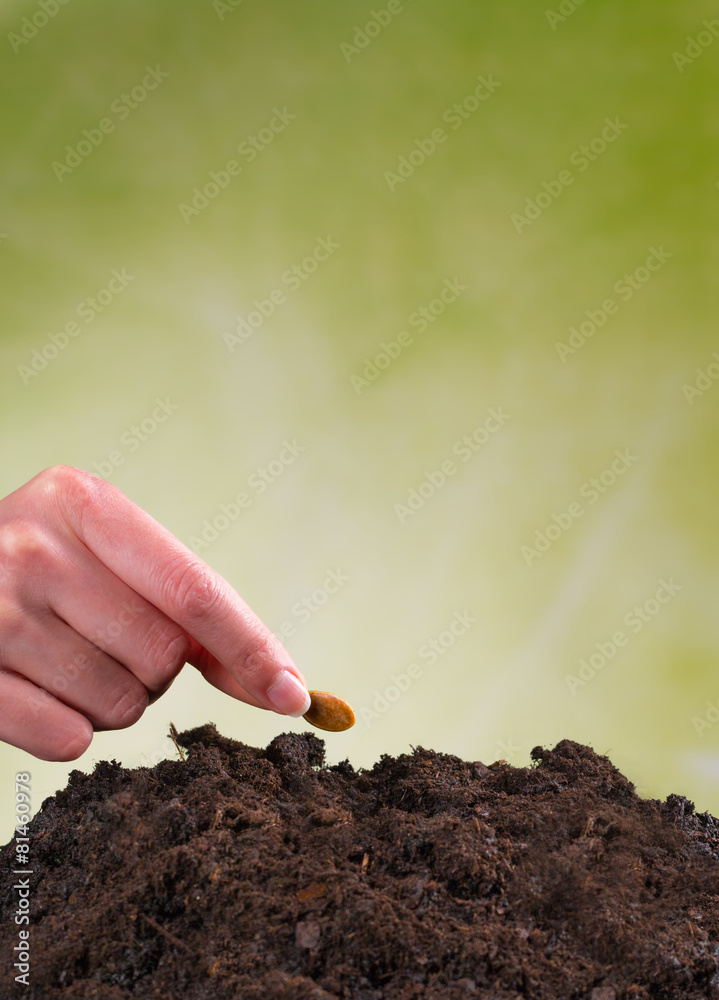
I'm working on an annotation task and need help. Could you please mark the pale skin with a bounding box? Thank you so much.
[0,465,311,761]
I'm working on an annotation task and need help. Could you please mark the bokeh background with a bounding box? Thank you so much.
[1,0,718,840]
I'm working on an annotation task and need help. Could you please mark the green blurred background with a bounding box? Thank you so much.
[1,0,718,839]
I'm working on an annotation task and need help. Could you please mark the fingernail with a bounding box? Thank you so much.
[267,670,312,717]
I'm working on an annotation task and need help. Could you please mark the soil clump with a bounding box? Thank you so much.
[2,725,719,999]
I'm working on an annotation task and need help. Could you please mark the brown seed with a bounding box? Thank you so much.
[303,690,356,732]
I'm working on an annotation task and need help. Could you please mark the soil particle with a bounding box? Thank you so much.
[2,726,719,1000]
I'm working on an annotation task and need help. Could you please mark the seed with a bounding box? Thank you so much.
[303,690,356,732]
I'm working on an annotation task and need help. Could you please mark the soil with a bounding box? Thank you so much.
[2,726,719,1000]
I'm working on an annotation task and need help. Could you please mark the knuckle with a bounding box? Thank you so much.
[141,619,192,686]
[161,630,193,677]
[0,598,25,653]
[105,681,148,730]
[241,631,279,684]
[32,464,90,509]
[0,520,54,578]
[37,464,83,491]
[169,562,225,624]
[37,464,120,528]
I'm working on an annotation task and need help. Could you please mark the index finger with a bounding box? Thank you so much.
[45,466,311,718]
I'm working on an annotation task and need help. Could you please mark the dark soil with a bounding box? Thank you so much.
[3,726,719,1000]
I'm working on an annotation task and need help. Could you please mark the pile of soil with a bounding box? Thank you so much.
[3,726,719,1000]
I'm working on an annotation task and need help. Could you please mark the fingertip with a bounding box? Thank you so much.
[48,716,93,762]
[266,670,312,717]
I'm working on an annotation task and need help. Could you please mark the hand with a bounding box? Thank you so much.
[0,466,311,761]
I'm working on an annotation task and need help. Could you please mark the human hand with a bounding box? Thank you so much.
[0,466,311,760]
